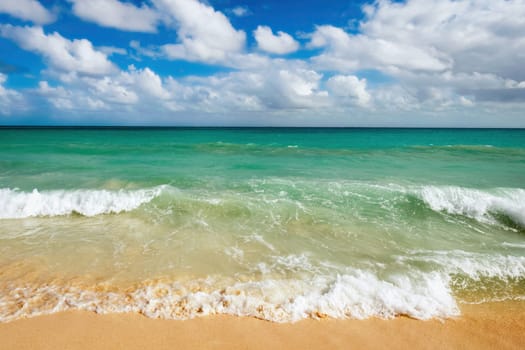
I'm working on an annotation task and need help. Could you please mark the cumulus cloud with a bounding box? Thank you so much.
[0,73,24,115]
[309,25,451,73]
[326,75,371,107]
[155,0,246,63]
[359,0,525,80]
[308,0,525,108]
[273,69,328,108]
[0,0,54,24]
[31,61,334,121]
[70,0,159,33]
[38,81,77,110]
[181,67,331,110]
[310,0,525,78]
[118,65,171,100]
[194,68,328,110]
[0,25,116,75]
[85,77,139,105]
[254,26,299,55]
[36,65,172,114]
[22,59,523,126]
[3,0,524,125]
[180,67,329,110]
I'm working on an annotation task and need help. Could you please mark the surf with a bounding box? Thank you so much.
[0,186,166,218]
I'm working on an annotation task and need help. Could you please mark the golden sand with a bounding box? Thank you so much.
[0,301,524,350]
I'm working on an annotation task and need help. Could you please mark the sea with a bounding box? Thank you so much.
[0,127,524,322]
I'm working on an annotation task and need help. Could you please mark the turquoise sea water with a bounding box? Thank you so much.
[0,127,524,322]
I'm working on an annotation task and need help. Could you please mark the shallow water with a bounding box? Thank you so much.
[0,128,524,322]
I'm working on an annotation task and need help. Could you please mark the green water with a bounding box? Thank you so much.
[1,128,524,190]
[0,128,524,322]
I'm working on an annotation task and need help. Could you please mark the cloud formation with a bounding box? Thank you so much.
[0,73,24,115]
[359,0,525,80]
[0,25,116,76]
[309,25,452,73]
[254,26,299,55]
[326,75,371,107]
[309,0,525,108]
[231,6,251,17]
[70,0,159,33]
[0,0,524,126]
[156,0,246,63]
[0,0,54,24]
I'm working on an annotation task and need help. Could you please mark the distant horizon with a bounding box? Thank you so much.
[1,125,525,130]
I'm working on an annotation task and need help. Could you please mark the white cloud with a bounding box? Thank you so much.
[309,0,525,107]
[86,76,139,105]
[17,61,525,126]
[30,60,335,120]
[155,0,246,63]
[0,0,54,24]
[309,25,451,73]
[129,40,159,59]
[231,6,251,17]
[70,0,159,33]
[178,67,329,111]
[37,66,172,113]
[4,0,524,125]
[359,0,525,80]
[38,81,76,109]
[372,85,420,111]
[254,26,299,55]
[98,46,127,56]
[276,69,326,106]
[0,73,24,115]
[0,25,116,75]
[326,75,371,107]
[119,65,171,100]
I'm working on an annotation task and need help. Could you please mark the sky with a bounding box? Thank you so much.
[0,0,524,126]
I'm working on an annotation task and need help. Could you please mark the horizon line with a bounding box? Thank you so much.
[1,125,524,130]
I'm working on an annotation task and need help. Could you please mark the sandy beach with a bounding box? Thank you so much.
[2,0,525,343]
[0,301,524,350]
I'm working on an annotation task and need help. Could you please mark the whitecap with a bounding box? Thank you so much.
[0,186,167,218]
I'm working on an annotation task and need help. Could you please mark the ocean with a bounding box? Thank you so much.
[0,127,524,322]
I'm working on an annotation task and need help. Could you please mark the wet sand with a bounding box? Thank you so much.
[0,301,524,350]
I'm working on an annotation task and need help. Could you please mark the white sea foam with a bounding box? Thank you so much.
[399,250,525,280]
[417,186,525,227]
[0,269,459,323]
[0,186,166,219]
[502,242,525,249]
[4,250,524,323]
[2,249,523,323]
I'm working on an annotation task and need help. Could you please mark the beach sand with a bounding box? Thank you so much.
[0,301,524,350]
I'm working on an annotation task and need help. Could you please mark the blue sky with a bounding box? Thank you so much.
[0,0,524,126]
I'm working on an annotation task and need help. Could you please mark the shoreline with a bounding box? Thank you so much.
[0,301,524,349]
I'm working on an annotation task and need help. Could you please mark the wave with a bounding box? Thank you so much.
[399,250,525,279]
[1,182,524,232]
[190,142,525,159]
[417,186,525,229]
[409,144,525,155]
[397,250,525,303]
[0,269,459,323]
[0,186,165,219]
[2,249,525,323]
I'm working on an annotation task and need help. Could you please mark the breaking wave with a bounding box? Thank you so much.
[0,186,166,218]
[1,183,524,231]
[0,269,459,323]
[2,250,525,323]
[417,186,525,229]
